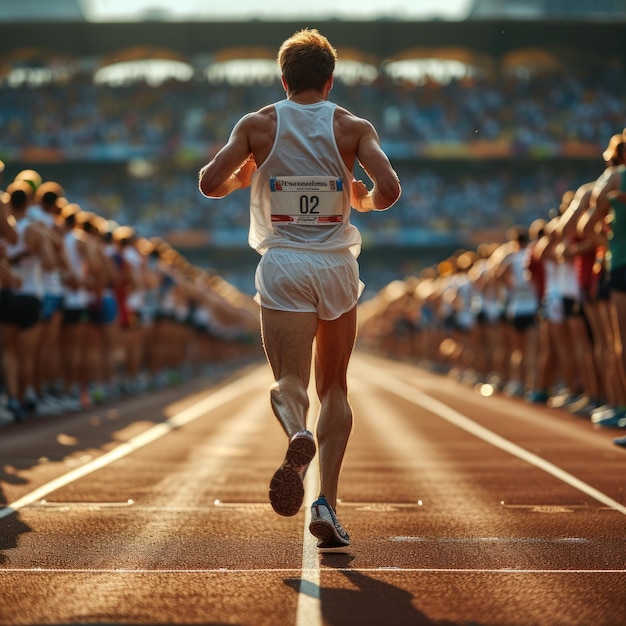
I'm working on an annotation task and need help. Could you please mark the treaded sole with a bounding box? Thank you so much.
[308,519,336,542]
[269,433,316,517]
[309,519,350,550]
[269,467,304,516]
[285,435,316,468]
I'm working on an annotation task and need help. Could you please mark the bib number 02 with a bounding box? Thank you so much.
[270,176,344,224]
[299,195,320,214]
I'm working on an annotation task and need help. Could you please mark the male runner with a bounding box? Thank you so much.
[198,28,401,550]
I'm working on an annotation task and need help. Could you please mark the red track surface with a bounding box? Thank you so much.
[1,353,625,625]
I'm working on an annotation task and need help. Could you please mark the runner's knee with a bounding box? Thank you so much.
[270,375,309,412]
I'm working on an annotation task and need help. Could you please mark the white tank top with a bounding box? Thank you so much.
[38,211,63,296]
[506,248,538,316]
[248,99,361,257]
[63,231,89,308]
[555,258,580,299]
[6,216,43,298]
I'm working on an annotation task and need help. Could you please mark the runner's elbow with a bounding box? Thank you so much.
[376,180,401,210]
[198,176,215,198]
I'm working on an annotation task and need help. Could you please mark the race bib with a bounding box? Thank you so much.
[270,176,344,225]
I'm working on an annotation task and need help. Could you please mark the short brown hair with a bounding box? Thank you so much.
[277,28,336,95]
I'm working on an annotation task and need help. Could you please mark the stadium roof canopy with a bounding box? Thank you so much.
[0,20,623,86]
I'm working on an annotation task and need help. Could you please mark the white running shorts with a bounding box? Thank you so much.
[254,247,364,321]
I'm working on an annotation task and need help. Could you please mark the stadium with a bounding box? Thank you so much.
[1,0,626,295]
[2,7,626,622]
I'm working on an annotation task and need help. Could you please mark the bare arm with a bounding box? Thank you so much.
[579,168,617,238]
[198,114,257,198]
[25,224,56,271]
[557,182,593,239]
[350,121,401,212]
[0,200,17,244]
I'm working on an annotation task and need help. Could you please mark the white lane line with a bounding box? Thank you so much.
[0,367,269,520]
[355,360,626,516]
[295,396,322,626]
[390,537,591,543]
[0,568,623,574]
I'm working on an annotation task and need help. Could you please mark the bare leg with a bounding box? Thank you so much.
[608,291,626,405]
[314,306,357,510]
[261,307,317,437]
[261,308,318,516]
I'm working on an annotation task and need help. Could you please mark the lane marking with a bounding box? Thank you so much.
[355,360,626,516]
[0,567,623,574]
[0,367,269,520]
[390,536,590,543]
[295,395,322,626]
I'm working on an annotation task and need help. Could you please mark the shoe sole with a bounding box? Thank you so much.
[309,519,350,550]
[317,544,351,553]
[269,434,316,517]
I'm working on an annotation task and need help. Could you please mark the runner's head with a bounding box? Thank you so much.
[602,129,626,166]
[6,180,31,214]
[36,181,65,213]
[14,169,42,194]
[277,28,336,96]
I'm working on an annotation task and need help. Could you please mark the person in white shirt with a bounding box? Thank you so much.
[198,28,401,551]
[3,181,55,420]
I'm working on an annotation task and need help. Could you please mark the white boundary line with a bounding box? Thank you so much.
[356,360,626,516]
[295,395,322,626]
[0,369,267,519]
[0,567,623,574]
[294,460,322,625]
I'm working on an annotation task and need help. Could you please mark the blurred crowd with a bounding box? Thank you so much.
[12,161,592,249]
[0,164,262,424]
[1,64,624,238]
[358,129,626,449]
[3,66,623,152]
[1,62,626,445]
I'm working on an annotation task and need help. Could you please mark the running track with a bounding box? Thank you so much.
[0,352,624,625]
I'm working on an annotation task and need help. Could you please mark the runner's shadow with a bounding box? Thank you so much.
[0,511,30,565]
[285,558,460,626]
[0,461,32,564]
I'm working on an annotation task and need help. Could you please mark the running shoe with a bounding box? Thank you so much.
[309,496,350,552]
[591,407,626,428]
[34,394,65,417]
[524,389,549,404]
[568,396,603,418]
[269,429,316,517]
[547,389,577,409]
[614,436,626,448]
[6,397,26,423]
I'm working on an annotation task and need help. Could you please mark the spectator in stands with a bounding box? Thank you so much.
[76,210,118,403]
[113,225,147,394]
[495,225,539,397]
[527,215,580,405]
[466,242,502,384]
[579,131,626,432]
[59,203,99,410]
[3,181,55,420]
[0,162,18,421]
[442,250,482,383]
[545,193,590,409]
[554,182,606,415]
[31,181,74,415]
